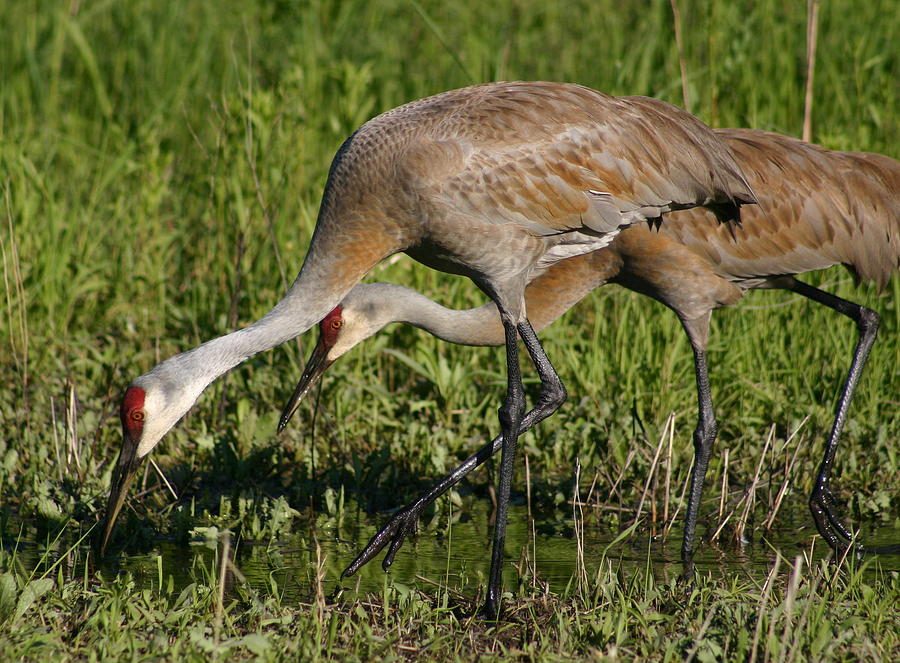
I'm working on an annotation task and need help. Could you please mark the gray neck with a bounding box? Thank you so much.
[360,283,507,347]
[144,296,326,397]
[143,248,365,396]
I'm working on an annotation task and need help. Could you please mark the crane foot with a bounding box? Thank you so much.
[809,486,900,556]
[341,503,423,578]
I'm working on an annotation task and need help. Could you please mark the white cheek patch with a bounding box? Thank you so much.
[330,335,356,361]
[329,309,370,361]
[136,421,166,458]
[134,389,174,458]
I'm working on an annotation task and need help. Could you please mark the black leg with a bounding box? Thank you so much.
[482,319,568,619]
[666,312,718,575]
[481,316,526,620]
[342,338,565,577]
[681,344,717,566]
[516,320,568,423]
[789,280,899,554]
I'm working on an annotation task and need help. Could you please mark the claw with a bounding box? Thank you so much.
[343,506,423,577]
[809,487,900,557]
[383,530,407,571]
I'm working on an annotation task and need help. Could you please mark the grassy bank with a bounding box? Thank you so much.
[1,0,898,659]
[3,532,898,661]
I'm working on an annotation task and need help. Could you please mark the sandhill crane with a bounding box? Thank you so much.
[99,81,754,618]
[277,130,899,578]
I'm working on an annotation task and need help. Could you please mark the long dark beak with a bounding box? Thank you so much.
[97,434,145,556]
[278,334,335,433]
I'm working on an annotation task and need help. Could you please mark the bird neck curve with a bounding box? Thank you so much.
[385,286,505,347]
[142,224,403,423]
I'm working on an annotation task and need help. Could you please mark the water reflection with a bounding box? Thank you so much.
[86,501,900,604]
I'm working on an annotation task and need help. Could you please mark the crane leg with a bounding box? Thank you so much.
[681,344,717,569]
[481,316,526,619]
[484,318,567,619]
[669,312,718,576]
[789,280,899,554]
[343,320,568,617]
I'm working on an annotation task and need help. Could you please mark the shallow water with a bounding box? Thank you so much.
[80,501,900,604]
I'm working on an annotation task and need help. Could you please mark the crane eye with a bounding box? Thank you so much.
[330,319,343,330]
[131,410,145,422]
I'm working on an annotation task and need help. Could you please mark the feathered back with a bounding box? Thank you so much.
[658,130,900,288]
[832,150,900,287]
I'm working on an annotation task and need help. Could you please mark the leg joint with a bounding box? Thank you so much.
[858,306,880,334]
[540,377,567,411]
[693,418,718,453]
[498,391,525,430]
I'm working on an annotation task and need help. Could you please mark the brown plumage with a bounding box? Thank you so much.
[100,81,755,619]
[283,129,898,574]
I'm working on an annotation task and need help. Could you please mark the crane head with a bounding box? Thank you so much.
[98,370,201,555]
[97,385,149,555]
[278,306,344,432]
[277,283,419,432]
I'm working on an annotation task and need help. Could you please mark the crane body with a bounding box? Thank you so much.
[279,130,899,574]
[100,81,755,619]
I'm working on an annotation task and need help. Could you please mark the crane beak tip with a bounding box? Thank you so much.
[98,434,145,556]
[277,340,336,432]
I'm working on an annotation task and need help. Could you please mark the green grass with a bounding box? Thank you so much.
[1,524,898,661]
[1,0,898,660]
